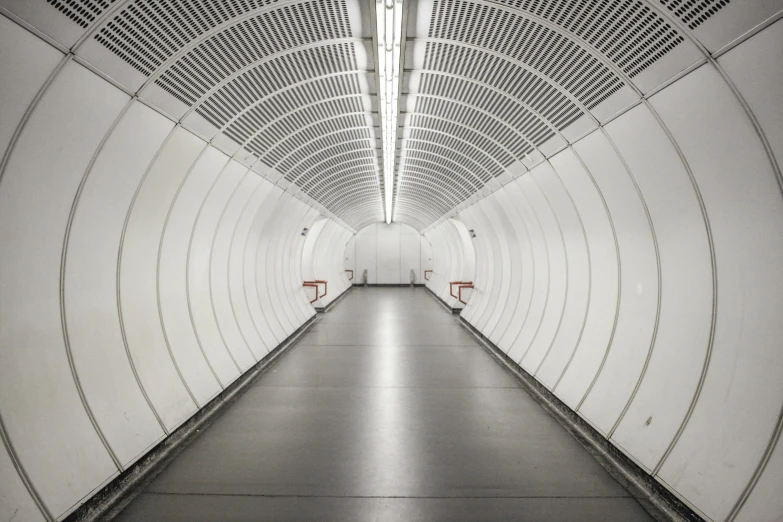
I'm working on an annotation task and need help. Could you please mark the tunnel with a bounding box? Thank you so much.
[0,0,782,520]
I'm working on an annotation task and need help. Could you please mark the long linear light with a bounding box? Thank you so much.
[377,0,404,224]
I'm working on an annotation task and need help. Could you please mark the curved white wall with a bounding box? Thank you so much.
[302,218,353,307]
[449,18,783,522]
[0,19,335,520]
[424,217,475,309]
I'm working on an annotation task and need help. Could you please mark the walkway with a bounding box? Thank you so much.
[115,288,652,521]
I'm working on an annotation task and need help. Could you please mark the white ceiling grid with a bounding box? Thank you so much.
[394,0,708,230]
[0,0,749,231]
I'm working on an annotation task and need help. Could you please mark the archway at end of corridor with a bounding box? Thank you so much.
[341,221,475,291]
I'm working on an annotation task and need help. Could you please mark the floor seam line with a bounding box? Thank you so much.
[143,492,634,499]
[251,385,523,389]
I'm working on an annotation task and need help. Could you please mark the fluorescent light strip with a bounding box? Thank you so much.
[377,0,403,224]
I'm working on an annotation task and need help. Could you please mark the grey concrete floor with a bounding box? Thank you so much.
[115,288,652,521]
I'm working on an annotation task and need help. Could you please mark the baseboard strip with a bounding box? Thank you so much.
[352,283,426,288]
[314,285,353,313]
[423,285,461,314]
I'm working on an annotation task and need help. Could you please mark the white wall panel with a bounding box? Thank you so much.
[519,165,570,375]
[211,173,263,362]
[423,218,474,308]
[459,206,486,322]
[652,64,783,522]
[475,199,508,333]
[720,21,783,521]
[0,15,62,158]
[502,182,547,356]
[536,149,617,389]
[245,186,286,346]
[480,192,521,346]
[720,17,783,174]
[230,180,275,352]
[421,235,433,276]
[735,439,783,522]
[263,195,299,335]
[334,228,354,294]
[314,220,354,306]
[527,159,589,383]
[159,145,227,400]
[573,131,658,435]
[690,0,783,53]
[400,221,422,284]
[353,222,429,285]
[473,201,500,329]
[506,174,562,365]
[307,220,333,304]
[65,101,170,468]
[432,222,456,304]
[344,234,357,278]
[316,221,354,305]
[377,223,402,284]
[302,218,328,284]
[432,224,455,303]
[607,105,713,472]
[541,149,614,394]
[493,187,535,353]
[452,218,475,285]
[313,220,337,285]
[287,202,317,324]
[284,203,319,324]
[424,226,449,300]
[189,159,251,379]
[356,223,378,284]
[121,126,203,430]
[312,221,334,301]
[0,60,126,517]
[297,209,322,314]
[257,194,297,337]
[0,443,44,521]
[271,199,302,329]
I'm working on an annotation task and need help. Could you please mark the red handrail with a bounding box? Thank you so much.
[458,283,474,305]
[304,280,327,301]
[424,269,432,281]
[450,281,473,303]
[345,269,354,281]
[303,282,319,304]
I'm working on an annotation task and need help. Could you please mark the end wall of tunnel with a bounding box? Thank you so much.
[1,1,783,521]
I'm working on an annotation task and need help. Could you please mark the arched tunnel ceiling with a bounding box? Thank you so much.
[0,0,753,230]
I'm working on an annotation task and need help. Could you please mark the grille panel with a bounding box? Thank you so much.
[659,0,730,30]
[156,3,353,105]
[46,0,116,28]
[461,0,685,78]
[33,0,700,230]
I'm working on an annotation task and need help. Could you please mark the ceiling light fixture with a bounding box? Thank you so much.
[377,0,404,225]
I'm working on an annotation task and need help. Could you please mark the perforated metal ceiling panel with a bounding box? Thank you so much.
[1,0,758,231]
[46,0,115,28]
[5,0,382,231]
[391,0,708,230]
